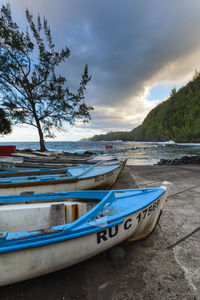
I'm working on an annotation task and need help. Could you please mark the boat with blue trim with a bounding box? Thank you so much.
[0,160,126,195]
[0,181,171,286]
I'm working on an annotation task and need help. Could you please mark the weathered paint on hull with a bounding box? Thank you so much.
[0,189,167,286]
[128,192,167,241]
[0,163,124,195]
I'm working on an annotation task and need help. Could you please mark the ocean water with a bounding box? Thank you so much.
[0,140,200,165]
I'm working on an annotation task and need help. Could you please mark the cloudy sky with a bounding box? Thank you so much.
[1,0,200,141]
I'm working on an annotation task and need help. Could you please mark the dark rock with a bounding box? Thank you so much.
[83,151,93,156]
[107,246,126,261]
[156,155,200,166]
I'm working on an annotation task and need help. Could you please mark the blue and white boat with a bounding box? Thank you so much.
[0,181,171,286]
[0,160,126,195]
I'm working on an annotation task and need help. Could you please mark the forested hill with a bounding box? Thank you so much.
[88,130,131,141]
[90,72,200,143]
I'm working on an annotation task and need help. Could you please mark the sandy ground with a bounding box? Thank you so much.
[0,164,199,300]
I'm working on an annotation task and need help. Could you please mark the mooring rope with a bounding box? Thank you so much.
[167,227,200,249]
[138,179,200,249]
[139,181,200,198]
[166,183,200,249]
[168,183,200,198]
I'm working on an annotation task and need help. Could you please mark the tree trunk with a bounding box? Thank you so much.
[31,102,47,152]
[39,137,46,152]
[36,119,46,152]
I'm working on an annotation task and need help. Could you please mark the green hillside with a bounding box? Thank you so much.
[89,130,131,141]
[90,72,200,142]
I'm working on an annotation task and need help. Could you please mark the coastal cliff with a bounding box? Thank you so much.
[90,72,200,142]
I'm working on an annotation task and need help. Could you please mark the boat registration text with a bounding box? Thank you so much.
[95,171,114,183]
[96,198,160,244]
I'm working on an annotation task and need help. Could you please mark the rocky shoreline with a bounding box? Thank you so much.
[157,155,200,165]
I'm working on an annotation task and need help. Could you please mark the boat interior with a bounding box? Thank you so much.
[0,197,99,234]
[0,188,165,236]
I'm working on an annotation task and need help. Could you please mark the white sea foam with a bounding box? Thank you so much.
[1,140,200,166]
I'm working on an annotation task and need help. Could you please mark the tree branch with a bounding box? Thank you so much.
[0,75,28,99]
[0,43,30,79]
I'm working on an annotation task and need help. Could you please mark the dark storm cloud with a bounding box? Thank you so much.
[51,0,200,106]
[4,0,200,132]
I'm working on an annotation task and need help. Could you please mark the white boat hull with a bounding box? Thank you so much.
[0,188,167,286]
[0,161,125,195]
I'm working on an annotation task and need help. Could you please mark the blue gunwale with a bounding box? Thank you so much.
[0,188,165,253]
[0,164,119,185]
[0,167,67,176]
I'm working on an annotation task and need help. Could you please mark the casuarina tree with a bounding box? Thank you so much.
[0,4,93,151]
[0,108,11,135]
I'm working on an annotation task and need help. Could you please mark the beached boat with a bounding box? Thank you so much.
[14,154,117,169]
[0,157,119,177]
[0,166,76,177]
[0,182,171,286]
[0,160,126,195]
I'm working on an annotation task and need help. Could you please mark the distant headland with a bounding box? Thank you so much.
[89,71,200,143]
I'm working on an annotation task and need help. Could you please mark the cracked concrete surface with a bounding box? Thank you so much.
[0,165,199,299]
[132,164,200,299]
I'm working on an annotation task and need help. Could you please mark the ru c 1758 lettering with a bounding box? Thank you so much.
[96,198,161,244]
[95,171,114,183]
[97,219,132,244]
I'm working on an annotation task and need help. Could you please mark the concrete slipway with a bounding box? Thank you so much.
[0,165,199,300]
